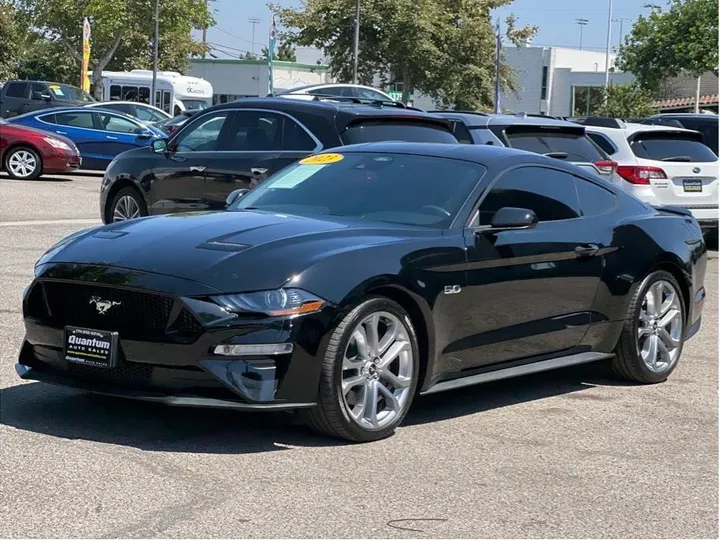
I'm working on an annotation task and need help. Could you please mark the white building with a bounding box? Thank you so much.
[188,59,332,104]
[413,46,635,116]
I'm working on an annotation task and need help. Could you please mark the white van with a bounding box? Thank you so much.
[96,70,213,116]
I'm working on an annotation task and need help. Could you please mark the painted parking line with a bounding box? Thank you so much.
[0,218,101,227]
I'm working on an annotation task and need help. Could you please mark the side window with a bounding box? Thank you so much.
[470,127,501,145]
[120,86,138,101]
[574,177,617,217]
[175,111,231,152]
[5,82,28,98]
[96,112,140,134]
[30,83,47,100]
[477,166,581,225]
[109,103,133,115]
[356,87,390,101]
[54,112,95,129]
[223,111,284,151]
[135,105,167,123]
[109,85,122,101]
[448,120,473,144]
[587,133,617,156]
[281,116,318,151]
[138,87,150,104]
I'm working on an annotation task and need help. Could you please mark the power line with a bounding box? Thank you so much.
[215,26,257,45]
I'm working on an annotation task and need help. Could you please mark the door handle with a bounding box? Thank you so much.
[251,167,268,175]
[56,130,68,135]
[575,243,600,258]
[190,166,206,172]
[106,136,118,140]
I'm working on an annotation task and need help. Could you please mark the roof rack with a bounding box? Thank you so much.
[275,92,410,109]
[579,117,627,129]
[428,110,489,116]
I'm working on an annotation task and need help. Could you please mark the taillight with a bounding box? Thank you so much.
[616,165,667,185]
[594,160,618,175]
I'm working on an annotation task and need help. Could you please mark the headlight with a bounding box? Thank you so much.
[213,288,325,317]
[43,137,72,151]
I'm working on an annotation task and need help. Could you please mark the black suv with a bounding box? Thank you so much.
[638,113,718,155]
[0,80,95,118]
[100,97,457,223]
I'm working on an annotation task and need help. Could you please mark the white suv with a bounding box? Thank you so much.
[582,118,718,233]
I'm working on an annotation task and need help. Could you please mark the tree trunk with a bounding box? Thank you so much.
[694,74,701,113]
[89,32,125,100]
[401,67,411,104]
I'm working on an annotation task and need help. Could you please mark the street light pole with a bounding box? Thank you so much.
[603,0,613,94]
[352,0,360,84]
[575,18,588,50]
[248,18,261,56]
[151,0,159,108]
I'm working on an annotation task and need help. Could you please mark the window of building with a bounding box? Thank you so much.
[540,66,548,100]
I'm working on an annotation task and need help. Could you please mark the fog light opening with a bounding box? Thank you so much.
[213,343,294,356]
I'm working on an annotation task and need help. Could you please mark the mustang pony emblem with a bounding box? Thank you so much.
[89,296,121,315]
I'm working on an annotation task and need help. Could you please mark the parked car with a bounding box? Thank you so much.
[99,97,458,223]
[430,111,619,181]
[0,117,81,179]
[272,83,397,103]
[8,107,166,170]
[18,142,707,442]
[0,80,95,118]
[580,117,718,234]
[638,113,718,155]
[152,109,199,135]
[85,101,172,124]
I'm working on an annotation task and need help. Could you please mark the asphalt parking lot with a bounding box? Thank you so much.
[0,172,717,538]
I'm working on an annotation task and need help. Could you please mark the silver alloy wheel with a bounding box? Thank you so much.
[637,280,683,373]
[113,195,140,222]
[8,150,38,178]
[341,311,413,430]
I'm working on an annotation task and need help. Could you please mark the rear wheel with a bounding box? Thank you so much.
[612,270,686,383]
[5,146,42,179]
[304,297,420,442]
[109,187,148,223]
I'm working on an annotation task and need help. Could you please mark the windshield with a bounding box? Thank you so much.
[180,99,210,111]
[231,152,484,228]
[47,83,95,102]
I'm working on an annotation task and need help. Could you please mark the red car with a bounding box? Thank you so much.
[0,118,81,179]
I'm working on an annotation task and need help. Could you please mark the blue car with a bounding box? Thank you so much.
[8,107,166,170]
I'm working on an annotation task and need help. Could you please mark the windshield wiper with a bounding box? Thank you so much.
[543,152,569,160]
[661,155,692,162]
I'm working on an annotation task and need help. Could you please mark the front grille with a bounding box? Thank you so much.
[29,281,202,342]
[67,362,153,387]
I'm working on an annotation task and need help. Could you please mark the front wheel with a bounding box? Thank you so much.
[5,146,42,179]
[612,270,686,384]
[304,297,420,442]
[108,187,148,223]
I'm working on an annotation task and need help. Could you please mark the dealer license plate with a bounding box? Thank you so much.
[682,178,703,192]
[64,326,118,368]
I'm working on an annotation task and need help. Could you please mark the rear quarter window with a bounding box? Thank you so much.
[340,121,458,144]
[629,132,718,163]
[497,125,606,162]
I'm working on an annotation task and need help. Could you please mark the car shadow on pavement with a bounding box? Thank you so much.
[0,362,631,453]
[0,175,74,183]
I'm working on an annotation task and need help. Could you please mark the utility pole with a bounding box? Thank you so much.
[151,0,159,108]
[248,17,261,56]
[612,17,631,51]
[201,0,215,58]
[352,0,360,84]
[494,20,501,114]
[575,18,589,50]
[603,0,613,94]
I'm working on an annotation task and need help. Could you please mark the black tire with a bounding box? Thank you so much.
[303,296,420,442]
[4,146,42,180]
[107,186,148,223]
[611,270,686,384]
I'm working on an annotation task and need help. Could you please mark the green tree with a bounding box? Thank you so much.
[0,0,24,79]
[15,37,78,82]
[261,41,297,62]
[591,82,658,118]
[269,0,536,109]
[18,0,214,97]
[617,0,719,103]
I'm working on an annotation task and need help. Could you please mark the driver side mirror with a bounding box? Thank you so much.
[478,207,538,233]
[151,138,168,154]
[226,188,249,207]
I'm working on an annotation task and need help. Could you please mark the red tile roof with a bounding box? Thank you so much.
[652,94,719,108]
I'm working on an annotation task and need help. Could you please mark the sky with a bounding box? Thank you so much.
[197,0,661,63]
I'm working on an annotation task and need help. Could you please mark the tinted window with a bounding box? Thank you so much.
[96,112,140,134]
[106,103,133,115]
[110,85,122,100]
[575,177,616,217]
[309,86,355,98]
[174,111,230,152]
[135,104,167,123]
[5,82,27,98]
[223,111,282,151]
[500,126,606,162]
[356,87,392,101]
[340,121,457,144]
[630,132,717,163]
[676,118,718,154]
[477,166,580,225]
[30,83,47,100]
[588,133,617,155]
[281,116,318,151]
[54,112,95,129]
[469,126,501,145]
[233,153,484,228]
[448,120,474,144]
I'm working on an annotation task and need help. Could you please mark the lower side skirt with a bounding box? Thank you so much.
[421,351,614,396]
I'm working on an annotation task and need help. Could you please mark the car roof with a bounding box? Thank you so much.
[275,83,390,94]
[585,122,699,136]
[86,101,162,108]
[432,111,581,129]
[649,113,718,118]
[10,106,141,122]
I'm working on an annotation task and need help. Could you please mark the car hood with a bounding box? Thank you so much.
[39,210,437,293]
[7,124,77,148]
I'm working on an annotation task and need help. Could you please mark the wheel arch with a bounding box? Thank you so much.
[2,142,43,171]
[103,178,147,223]
[647,257,691,316]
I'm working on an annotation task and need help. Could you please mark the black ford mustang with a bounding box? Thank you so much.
[18,143,707,442]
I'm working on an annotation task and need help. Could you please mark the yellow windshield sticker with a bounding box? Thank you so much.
[299,153,344,165]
